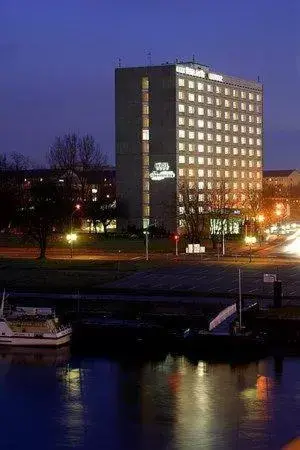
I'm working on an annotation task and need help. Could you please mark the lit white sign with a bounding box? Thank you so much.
[150,162,175,181]
[176,66,223,82]
[208,73,223,82]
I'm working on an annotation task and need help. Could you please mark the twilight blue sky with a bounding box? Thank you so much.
[0,0,300,168]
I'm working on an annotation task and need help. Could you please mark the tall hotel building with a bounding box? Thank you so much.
[115,61,263,232]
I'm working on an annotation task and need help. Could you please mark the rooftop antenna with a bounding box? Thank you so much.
[118,58,121,68]
[192,54,195,63]
[257,75,260,82]
[147,51,152,66]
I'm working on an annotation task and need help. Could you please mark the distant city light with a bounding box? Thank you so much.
[66,233,77,244]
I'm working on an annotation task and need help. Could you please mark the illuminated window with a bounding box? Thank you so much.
[225,135,230,143]
[198,157,204,164]
[225,87,230,95]
[179,155,185,163]
[241,171,245,179]
[224,123,230,131]
[224,147,229,154]
[233,124,238,132]
[198,169,204,177]
[225,170,229,177]
[198,107,204,115]
[207,133,213,141]
[241,182,245,189]
[216,158,221,166]
[249,182,253,189]
[256,182,261,189]
[233,136,238,144]
[189,181,195,188]
[241,137,246,144]
[207,121,213,129]
[207,96,213,104]
[249,171,253,177]
[189,156,195,164]
[241,114,246,122]
[188,105,195,114]
[256,93,261,101]
[249,137,254,145]
[178,142,185,151]
[178,117,185,126]
[198,119,204,128]
[233,148,238,155]
[178,78,185,86]
[249,115,253,122]
[142,77,149,89]
[198,132,204,140]
[207,84,213,92]
[188,143,195,152]
[225,99,230,107]
[207,145,213,153]
[241,149,246,156]
[241,125,246,133]
[188,93,195,102]
[197,82,204,90]
[188,80,194,89]
[257,149,261,157]
[249,149,254,156]
[216,110,221,118]
[198,181,204,189]
[216,134,222,142]
[257,161,261,167]
[198,144,204,152]
[178,129,185,138]
[256,127,261,135]
[216,86,221,94]
[207,182,212,189]
[216,122,222,130]
[143,116,149,127]
[198,94,204,102]
[249,104,254,112]
[249,92,254,100]
[257,138,261,146]
[233,112,238,120]
[216,98,221,106]
[207,169,213,177]
[188,168,194,176]
[142,92,149,102]
[179,168,184,176]
[216,170,221,177]
[233,159,237,166]
[256,105,261,113]
[225,159,229,166]
[241,103,246,110]
[233,182,238,189]
[241,160,246,167]
[199,193,205,201]
[207,157,213,165]
[207,109,213,117]
[143,104,149,114]
[142,129,149,140]
[178,104,185,113]
[233,89,238,97]
[233,101,238,109]
[225,111,230,119]
[178,91,185,100]
[188,118,194,127]
[189,131,195,139]
[216,146,222,154]
[241,91,246,98]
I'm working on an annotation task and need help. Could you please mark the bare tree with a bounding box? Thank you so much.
[178,182,208,242]
[10,152,30,171]
[48,133,78,171]
[78,135,106,170]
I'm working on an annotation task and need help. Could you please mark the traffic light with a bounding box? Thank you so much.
[174,234,179,241]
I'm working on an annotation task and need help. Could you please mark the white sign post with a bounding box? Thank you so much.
[263,273,277,283]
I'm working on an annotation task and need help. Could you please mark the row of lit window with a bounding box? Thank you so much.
[178,78,262,101]
[142,78,150,219]
[179,180,261,191]
[179,168,260,178]
[178,155,261,168]
[178,117,261,134]
[178,129,261,145]
[178,104,261,119]
[178,92,260,111]
[178,143,261,157]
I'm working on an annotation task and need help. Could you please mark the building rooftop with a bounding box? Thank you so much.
[263,170,297,178]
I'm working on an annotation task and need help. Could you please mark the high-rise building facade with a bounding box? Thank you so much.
[115,61,263,232]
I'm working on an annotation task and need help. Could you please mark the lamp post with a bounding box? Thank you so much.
[69,204,81,258]
[245,235,257,263]
[174,234,179,257]
[143,230,149,261]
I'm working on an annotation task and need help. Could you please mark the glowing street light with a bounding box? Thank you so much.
[66,233,78,259]
[257,214,265,223]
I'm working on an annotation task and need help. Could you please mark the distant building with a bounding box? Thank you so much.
[116,61,263,232]
[263,170,300,187]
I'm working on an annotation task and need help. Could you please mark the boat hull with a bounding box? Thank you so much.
[0,333,71,347]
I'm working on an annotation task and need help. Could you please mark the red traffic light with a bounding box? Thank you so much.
[174,234,179,241]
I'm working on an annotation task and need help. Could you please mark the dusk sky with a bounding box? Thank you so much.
[0,0,299,168]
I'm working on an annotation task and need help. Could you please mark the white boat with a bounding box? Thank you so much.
[0,291,72,347]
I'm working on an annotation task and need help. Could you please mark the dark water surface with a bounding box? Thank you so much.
[0,348,299,449]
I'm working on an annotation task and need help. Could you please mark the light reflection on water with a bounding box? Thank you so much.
[0,350,300,449]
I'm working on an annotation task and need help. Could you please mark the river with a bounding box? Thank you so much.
[0,348,299,449]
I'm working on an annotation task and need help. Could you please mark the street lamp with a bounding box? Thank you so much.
[245,235,257,262]
[143,230,149,261]
[69,204,81,258]
[174,234,179,257]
